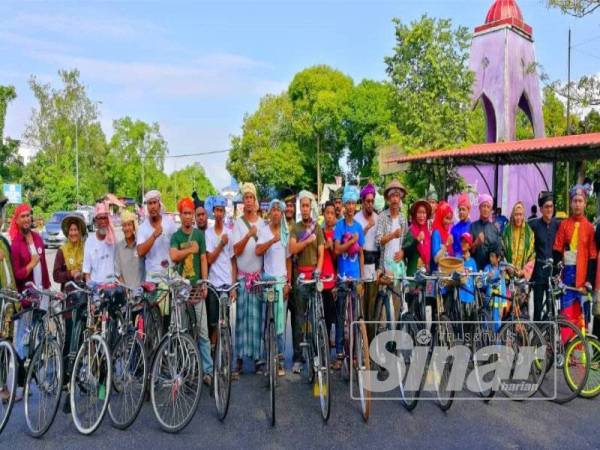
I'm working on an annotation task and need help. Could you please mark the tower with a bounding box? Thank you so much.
[458,0,551,216]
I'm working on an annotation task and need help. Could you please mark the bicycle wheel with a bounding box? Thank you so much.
[537,319,590,404]
[315,319,331,422]
[268,320,276,427]
[150,332,202,433]
[108,331,147,429]
[70,334,112,435]
[565,335,600,399]
[353,321,371,422]
[214,325,232,421]
[433,315,455,411]
[341,294,352,382]
[25,338,63,437]
[0,340,17,434]
[301,331,315,384]
[142,306,163,361]
[397,312,422,411]
[496,321,546,399]
[471,308,496,399]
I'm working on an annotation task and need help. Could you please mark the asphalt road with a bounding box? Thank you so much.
[3,237,595,449]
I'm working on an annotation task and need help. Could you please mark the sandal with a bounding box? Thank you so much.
[202,374,213,387]
[330,354,344,370]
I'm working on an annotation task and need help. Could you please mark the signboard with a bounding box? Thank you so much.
[2,183,22,204]
[378,144,408,176]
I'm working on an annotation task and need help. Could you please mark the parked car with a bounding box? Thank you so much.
[76,205,95,232]
[42,211,82,248]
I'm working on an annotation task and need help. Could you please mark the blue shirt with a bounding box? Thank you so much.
[450,220,471,257]
[459,257,477,304]
[334,218,365,279]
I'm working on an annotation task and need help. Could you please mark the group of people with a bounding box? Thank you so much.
[1,176,599,399]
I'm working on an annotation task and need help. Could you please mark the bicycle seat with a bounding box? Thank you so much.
[142,281,157,293]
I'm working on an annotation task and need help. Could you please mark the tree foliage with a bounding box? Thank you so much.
[547,0,600,17]
[0,85,23,184]
[384,15,474,199]
[158,163,216,212]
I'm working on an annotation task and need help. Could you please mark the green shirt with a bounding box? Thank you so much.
[290,221,324,268]
[170,228,206,285]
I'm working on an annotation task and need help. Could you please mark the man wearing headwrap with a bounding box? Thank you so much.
[334,185,365,355]
[470,193,502,270]
[450,193,472,257]
[82,203,116,284]
[205,195,236,361]
[355,183,379,341]
[232,182,264,374]
[192,191,208,231]
[554,185,597,340]
[9,203,50,292]
[170,196,213,385]
[289,190,324,373]
[137,190,178,282]
[282,188,296,230]
[256,199,290,376]
[115,210,144,288]
[332,187,344,220]
[530,191,559,322]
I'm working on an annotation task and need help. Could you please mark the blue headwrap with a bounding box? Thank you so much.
[569,184,590,200]
[213,195,227,208]
[342,185,360,203]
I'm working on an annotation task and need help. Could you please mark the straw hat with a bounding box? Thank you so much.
[61,214,87,238]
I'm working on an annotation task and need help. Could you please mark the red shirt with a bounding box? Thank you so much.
[10,231,51,292]
[322,228,336,290]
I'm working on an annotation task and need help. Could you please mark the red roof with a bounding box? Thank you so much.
[475,0,532,36]
[385,133,600,166]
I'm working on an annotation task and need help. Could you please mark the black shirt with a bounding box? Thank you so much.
[470,219,502,270]
[530,217,559,281]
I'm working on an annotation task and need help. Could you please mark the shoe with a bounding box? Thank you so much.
[278,361,285,377]
[0,389,10,404]
[202,374,213,387]
[330,354,344,370]
[292,362,302,374]
[255,361,266,375]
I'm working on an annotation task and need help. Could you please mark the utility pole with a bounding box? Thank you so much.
[140,134,146,204]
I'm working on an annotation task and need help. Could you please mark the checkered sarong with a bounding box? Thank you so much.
[236,275,262,360]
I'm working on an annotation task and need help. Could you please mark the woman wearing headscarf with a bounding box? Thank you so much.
[256,199,289,376]
[53,214,86,291]
[406,200,432,275]
[430,201,454,272]
[502,201,536,280]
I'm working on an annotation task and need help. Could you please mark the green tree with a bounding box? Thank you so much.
[106,117,168,203]
[343,80,399,181]
[288,65,353,198]
[384,15,473,198]
[22,69,107,211]
[227,93,305,197]
[547,0,599,17]
[0,85,23,184]
[159,163,216,212]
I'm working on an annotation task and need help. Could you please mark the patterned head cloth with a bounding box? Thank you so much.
[457,192,471,210]
[240,182,259,209]
[298,190,318,220]
[569,184,589,201]
[269,199,289,248]
[120,210,138,232]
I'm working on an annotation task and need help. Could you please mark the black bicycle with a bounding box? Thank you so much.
[0,289,19,435]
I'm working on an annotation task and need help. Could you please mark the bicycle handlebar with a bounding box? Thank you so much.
[297,276,334,285]
[196,279,240,294]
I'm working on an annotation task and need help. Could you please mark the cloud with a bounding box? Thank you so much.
[30,51,285,99]
[0,30,74,54]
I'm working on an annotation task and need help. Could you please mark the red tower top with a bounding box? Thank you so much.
[475,0,532,37]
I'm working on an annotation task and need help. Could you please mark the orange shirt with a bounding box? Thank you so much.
[553,216,597,288]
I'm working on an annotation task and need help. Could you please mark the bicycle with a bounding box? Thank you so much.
[149,271,202,433]
[0,289,19,434]
[534,259,591,403]
[67,281,113,435]
[21,284,67,437]
[133,281,165,371]
[337,276,371,422]
[105,281,148,430]
[202,281,238,421]
[253,279,284,427]
[297,274,332,422]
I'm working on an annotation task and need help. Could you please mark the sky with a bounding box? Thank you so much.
[1,0,599,191]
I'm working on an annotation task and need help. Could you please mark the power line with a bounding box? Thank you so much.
[165,149,230,159]
[572,34,600,48]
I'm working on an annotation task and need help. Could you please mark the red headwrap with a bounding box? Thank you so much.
[432,201,454,256]
[457,193,471,210]
[409,204,431,270]
[177,197,195,214]
[9,203,32,241]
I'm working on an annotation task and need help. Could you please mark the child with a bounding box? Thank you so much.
[458,233,477,319]
[483,247,507,331]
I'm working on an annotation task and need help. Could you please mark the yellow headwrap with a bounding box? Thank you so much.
[240,182,259,209]
[120,210,138,232]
